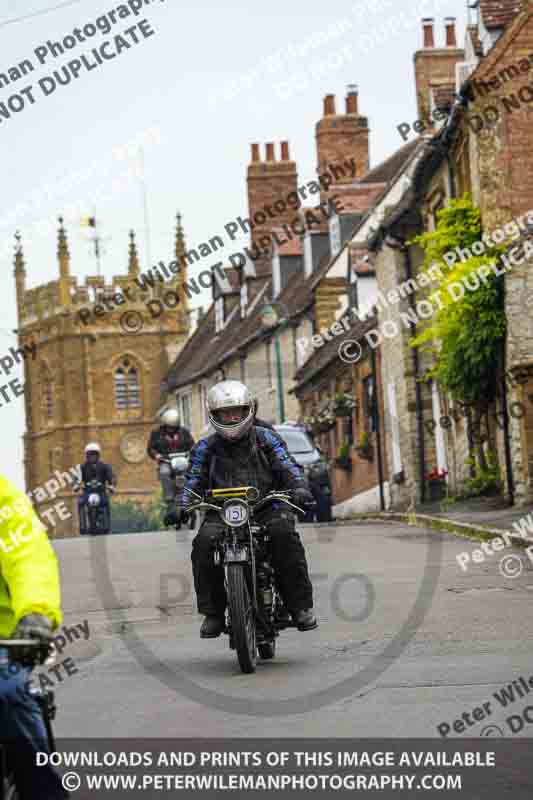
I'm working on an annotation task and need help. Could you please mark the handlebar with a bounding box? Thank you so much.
[0,639,54,667]
[0,640,46,647]
[184,490,308,517]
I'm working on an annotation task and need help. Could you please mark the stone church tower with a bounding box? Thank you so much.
[14,215,190,537]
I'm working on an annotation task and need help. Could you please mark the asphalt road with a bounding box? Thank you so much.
[47,520,533,739]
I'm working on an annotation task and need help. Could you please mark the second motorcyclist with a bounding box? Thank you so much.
[147,409,195,525]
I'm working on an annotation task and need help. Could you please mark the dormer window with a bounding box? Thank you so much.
[272,252,281,297]
[330,215,341,258]
[215,296,224,333]
[303,233,313,278]
[240,280,248,318]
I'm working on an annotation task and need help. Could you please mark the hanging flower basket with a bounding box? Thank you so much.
[333,393,357,417]
[356,431,373,461]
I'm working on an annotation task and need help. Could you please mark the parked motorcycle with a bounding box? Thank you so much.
[0,640,57,800]
[161,452,196,529]
[184,486,311,674]
[75,479,113,535]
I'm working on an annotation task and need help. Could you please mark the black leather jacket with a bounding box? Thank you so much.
[79,461,115,487]
[179,425,307,505]
[147,425,195,459]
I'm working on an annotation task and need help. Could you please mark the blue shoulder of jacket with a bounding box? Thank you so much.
[258,427,286,448]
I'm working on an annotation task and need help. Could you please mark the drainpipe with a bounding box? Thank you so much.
[500,336,515,505]
[371,347,386,511]
[386,234,426,504]
[404,244,427,505]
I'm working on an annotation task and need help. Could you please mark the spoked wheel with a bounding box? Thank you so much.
[258,640,276,660]
[227,565,257,674]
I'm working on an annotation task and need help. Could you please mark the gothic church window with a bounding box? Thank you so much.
[115,359,141,410]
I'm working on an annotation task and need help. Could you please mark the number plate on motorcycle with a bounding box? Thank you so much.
[222,499,249,527]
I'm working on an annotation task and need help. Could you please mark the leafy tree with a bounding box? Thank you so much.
[409,195,507,473]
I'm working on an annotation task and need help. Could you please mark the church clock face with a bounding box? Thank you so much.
[120,432,146,463]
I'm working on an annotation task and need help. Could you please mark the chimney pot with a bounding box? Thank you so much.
[445,16,457,47]
[346,84,358,114]
[265,142,275,161]
[280,140,290,160]
[422,17,435,48]
[251,143,260,162]
[323,94,336,116]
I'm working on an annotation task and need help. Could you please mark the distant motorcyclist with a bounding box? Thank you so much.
[74,443,115,534]
[147,409,195,525]
[178,380,317,639]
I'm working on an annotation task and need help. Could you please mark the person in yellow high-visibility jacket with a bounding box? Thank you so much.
[0,475,68,799]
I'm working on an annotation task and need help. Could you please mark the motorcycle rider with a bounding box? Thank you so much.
[178,380,317,639]
[75,443,115,534]
[147,409,195,526]
[0,474,68,799]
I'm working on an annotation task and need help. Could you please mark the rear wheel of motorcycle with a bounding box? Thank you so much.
[258,640,276,660]
[227,565,256,674]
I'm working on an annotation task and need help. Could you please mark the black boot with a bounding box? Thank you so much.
[200,615,225,638]
[294,609,318,631]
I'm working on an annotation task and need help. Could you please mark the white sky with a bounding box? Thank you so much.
[0,0,467,489]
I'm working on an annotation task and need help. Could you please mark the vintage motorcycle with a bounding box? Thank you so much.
[161,452,196,530]
[76,479,113,535]
[0,640,57,800]
[185,486,309,674]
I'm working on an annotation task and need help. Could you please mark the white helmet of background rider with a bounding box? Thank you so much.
[161,408,180,428]
[85,442,101,455]
[207,380,254,441]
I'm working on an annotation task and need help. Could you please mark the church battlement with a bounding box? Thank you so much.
[15,216,189,330]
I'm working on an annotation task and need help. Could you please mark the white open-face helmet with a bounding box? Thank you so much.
[207,380,254,441]
[85,442,101,456]
[161,408,180,427]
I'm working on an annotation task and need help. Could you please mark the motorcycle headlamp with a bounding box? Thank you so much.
[88,493,101,507]
[222,499,250,527]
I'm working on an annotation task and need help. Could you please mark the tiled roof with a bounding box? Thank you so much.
[361,139,420,184]
[479,0,523,29]
[293,315,378,392]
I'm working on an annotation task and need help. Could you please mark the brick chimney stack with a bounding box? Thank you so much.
[346,84,358,114]
[315,85,369,199]
[247,141,298,248]
[414,17,464,121]
[445,16,457,47]
[423,18,435,48]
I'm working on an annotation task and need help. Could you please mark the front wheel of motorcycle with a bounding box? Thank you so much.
[226,565,257,674]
